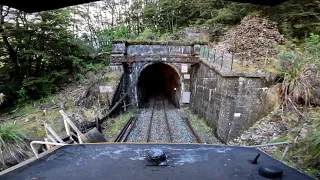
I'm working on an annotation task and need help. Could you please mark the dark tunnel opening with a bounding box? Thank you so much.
[138,63,181,108]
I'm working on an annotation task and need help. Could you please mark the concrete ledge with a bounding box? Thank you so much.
[112,40,208,46]
[200,60,268,78]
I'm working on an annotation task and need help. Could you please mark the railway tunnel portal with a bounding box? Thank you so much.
[109,40,268,143]
[110,40,201,108]
[138,63,181,108]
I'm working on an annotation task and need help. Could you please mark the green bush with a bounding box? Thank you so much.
[16,87,29,103]
[135,28,160,41]
[205,4,255,26]
[113,26,131,40]
[305,33,320,69]
[160,32,173,41]
[266,0,320,39]
[213,8,236,24]
[0,123,27,168]
[276,51,312,110]
[97,26,131,52]
[208,24,226,42]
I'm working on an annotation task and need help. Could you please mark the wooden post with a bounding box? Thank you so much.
[95,117,101,133]
[122,93,127,112]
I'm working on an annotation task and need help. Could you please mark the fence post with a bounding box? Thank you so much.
[200,46,204,58]
[231,51,234,71]
[221,51,224,68]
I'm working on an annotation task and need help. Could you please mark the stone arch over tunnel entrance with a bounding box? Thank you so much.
[138,63,181,108]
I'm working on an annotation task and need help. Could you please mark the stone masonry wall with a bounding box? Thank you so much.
[110,41,200,108]
[190,62,267,143]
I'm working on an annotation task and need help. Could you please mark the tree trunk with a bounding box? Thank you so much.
[0,5,18,76]
[34,55,43,76]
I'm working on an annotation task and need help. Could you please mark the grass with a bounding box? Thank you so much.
[102,72,122,87]
[300,109,320,167]
[269,145,319,179]
[186,109,219,144]
[0,69,124,169]
[232,63,259,72]
[266,108,320,178]
[103,108,137,141]
[187,110,216,134]
[0,123,26,147]
[0,123,27,169]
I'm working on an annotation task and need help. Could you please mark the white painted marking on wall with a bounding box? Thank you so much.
[239,77,245,85]
[234,113,241,117]
[99,86,113,93]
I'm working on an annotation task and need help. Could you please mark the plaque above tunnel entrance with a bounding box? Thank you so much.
[110,41,206,64]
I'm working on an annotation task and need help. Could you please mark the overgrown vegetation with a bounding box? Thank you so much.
[103,108,137,141]
[265,33,320,177]
[265,109,320,178]
[0,123,27,169]
[0,7,98,107]
[274,34,320,112]
[302,110,320,167]
[266,0,320,39]
[186,110,219,144]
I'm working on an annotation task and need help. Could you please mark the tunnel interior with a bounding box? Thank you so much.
[138,63,181,108]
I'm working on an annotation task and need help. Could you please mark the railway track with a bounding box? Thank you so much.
[146,97,156,142]
[114,113,138,142]
[116,95,201,143]
[146,95,172,143]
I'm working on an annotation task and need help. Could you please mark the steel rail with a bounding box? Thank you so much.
[184,117,202,143]
[146,97,156,142]
[114,117,134,142]
[161,95,172,143]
